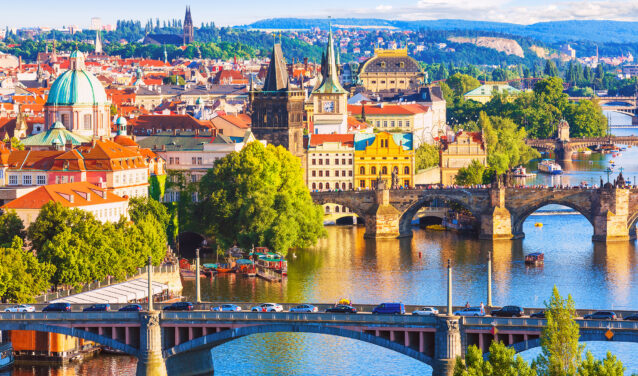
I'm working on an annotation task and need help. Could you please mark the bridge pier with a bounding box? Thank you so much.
[592,187,630,242]
[433,317,462,376]
[479,187,514,240]
[136,312,167,376]
[364,185,402,239]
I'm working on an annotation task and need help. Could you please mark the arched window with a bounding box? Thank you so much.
[342,182,346,190]
[312,183,316,190]
[381,166,388,175]
[326,182,330,189]
[404,166,410,175]
[371,166,377,175]
[319,182,323,190]
[325,206,331,214]
[359,166,365,175]
[349,183,353,190]
[335,206,340,213]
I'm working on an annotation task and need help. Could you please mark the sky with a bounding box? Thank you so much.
[2,0,638,29]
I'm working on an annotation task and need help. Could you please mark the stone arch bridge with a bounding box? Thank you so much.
[311,186,638,241]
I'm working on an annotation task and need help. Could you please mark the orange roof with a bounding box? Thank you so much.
[348,103,430,116]
[113,134,139,147]
[347,116,371,132]
[309,134,354,147]
[217,114,251,129]
[7,150,62,170]
[3,182,127,210]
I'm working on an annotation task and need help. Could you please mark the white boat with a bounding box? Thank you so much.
[512,166,536,178]
[538,160,563,175]
[0,343,13,371]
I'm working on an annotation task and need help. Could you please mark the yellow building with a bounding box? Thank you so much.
[463,82,522,104]
[439,131,487,185]
[354,132,414,189]
[358,49,425,92]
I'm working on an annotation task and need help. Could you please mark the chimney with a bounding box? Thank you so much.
[86,192,91,201]
[162,144,166,151]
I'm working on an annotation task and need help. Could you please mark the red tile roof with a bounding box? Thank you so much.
[216,114,251,129]
[348,103,430,116]
[309,134,355,147]
[3,182,127,210]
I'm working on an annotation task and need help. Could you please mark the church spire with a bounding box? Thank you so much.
[263,43,289,92]
[95,29,103,54]
[313,20,346,94]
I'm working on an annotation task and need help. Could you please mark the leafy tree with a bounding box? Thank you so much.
[534,286,584,376]
[480,112,540,174]
[455,159,486,186]
[129,196,170,229]
[577,351,624,376]
[563,100,607,138]
[454,342,536,376]
[415,143,440,170]
[544,60,559,77]
[0,237,54,303]
[197,142,325,254]
[28,201,92,253]
[446,73,481,98]
[0,210,25,247]
[163,75,186,85]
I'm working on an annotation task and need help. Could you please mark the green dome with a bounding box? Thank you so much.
[115,116,127,126]
[45,53,108,106]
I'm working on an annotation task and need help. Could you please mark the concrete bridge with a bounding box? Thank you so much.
[526,135,638,161]
[1,308,638,376]
[311,184,638,241]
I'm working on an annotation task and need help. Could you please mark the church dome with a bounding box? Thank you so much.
[115,116,127,127]
[45,51,108,106]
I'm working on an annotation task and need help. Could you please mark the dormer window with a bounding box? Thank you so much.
[380,62,386,68]
[400,62,405,68]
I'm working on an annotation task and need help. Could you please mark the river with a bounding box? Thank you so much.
[9,127,638,375]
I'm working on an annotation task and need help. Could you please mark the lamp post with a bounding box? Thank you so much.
[487,251,492,307]
[447,259,452,315]
[195,248,201,304]
[147,256,153,312]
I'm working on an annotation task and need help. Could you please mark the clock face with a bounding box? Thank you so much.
[323,101,335,113]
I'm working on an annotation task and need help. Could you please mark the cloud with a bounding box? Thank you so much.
[328,0,638,24]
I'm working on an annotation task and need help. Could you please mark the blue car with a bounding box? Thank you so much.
[372,303,405,315]
[42,303,72,312]
[83,304,110,312]
[119,304,143,312]
[210,304,242,312]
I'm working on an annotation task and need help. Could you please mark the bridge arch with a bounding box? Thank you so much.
[0,321,138,356]
[163,323,433,366]
[399,192,482,237]
[511,200,594,237]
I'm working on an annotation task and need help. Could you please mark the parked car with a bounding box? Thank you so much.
[118,304,143,312]
[250,303,283,312]
[289,304,318,313]
[491,306,524,317]
[530,310,546,318]
[584,311,617,320]
[623,314,638,321]
[211,304,242,312]
[83,304,110,312]
[412,307,439,316]
[163,302,194,311]
[326,305,357,314]
[453,307,484,316]
[4,304,35,313]
[42,303,72,312]
[372,303,405,315]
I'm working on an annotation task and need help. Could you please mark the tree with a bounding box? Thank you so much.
[197,142,325,254]
[480,112,540,174]
[563,100,607,138]
[0,237,54,303]
[454,342,536,376]
[415,143,440,170]
[0,210,25,247]
[534,286,584,376]
[129,196,170,229]
[577,351,624,376]
[455,159,486,186]
[446,73,481,99]
[544,60,559,77]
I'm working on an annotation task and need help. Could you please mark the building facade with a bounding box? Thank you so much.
[307,134,355,191]
[439,131,487,185]
[354,132,414,189]
[349,103,434,147]
[358,49,425,92]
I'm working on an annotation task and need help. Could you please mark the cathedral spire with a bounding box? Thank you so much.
[313,20,346,94]
[95,29,103,54]
[263,43,289,92]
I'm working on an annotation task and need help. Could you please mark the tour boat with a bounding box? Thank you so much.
[525,252,544,266]
[512,166,536,178]
[534,222,543,227]
[0,342,13,371]
[538,160,562,175]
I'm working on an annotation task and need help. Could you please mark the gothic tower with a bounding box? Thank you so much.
[251,44,306,166]
[183,6,194,45]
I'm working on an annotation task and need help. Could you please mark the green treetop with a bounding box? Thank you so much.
[197,141,325,255]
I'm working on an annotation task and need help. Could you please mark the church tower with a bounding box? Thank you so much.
[183,6,194,45]
[95,30,103,55]
[250,44,306,165]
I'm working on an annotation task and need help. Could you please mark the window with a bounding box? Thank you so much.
[325,206,330,214]
[37,175,46,185]
[169,157,174,164]
[192,192,199,202]
[175,158,180,165]
[376,121,381,127]
[404,166,410,174]
[359,180,365,188]
[371,80,376,84]
[371,166,377,175]
[312,183,316,189]
[349,183,353,190]
[312,159,316,165]
[83,114,92,130]
[400,62,405,68]
[197,157,202,165]
[341,171,346,177]
[325,159,329,165]
[312,171,316,177]
[8,175,17,185]
[349,159,353,165]
[404,179,410,187]
[342,159,346,165]
[349,171,353,177]
[398,121,403,127]
[381,166,388,175]
[359,166,365,175]
[383,121,387,128]
[326,171,330,177]
[390,121,395,128]
[405,120,410,127]
[319,159,323,165]
[191,174,198,183]
[335,206,340,213]
[319,183,323,190]
[23,175,32,185]
[326,183,330,189]
[335,159,339,165]
[380,62,386,68]
[319,171,323,177]
[192,157,197,165]
[61,114,69,127]
[341,182,346,190]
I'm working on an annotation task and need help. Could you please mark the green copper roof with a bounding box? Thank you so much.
[22,123,92,147]
[45,52,108,106]
[313,28,346,95]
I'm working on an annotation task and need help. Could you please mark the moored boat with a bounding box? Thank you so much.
[0,342,14,371]
[525,252,544,266]
[538,159,562,175]
[512,166,536,178]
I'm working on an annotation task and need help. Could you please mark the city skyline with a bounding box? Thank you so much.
[2,0,638,29]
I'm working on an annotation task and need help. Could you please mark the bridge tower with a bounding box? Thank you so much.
[592,184,630,242]
[365,177,402,238]
[557,119,570,141]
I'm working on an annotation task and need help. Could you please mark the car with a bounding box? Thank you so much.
[491,306,524,317]
[584,311,617,320]
[118,304,143,312]
[4,304,35,313]
[83,304,110,312]
[372,303,405,315]
[163,302,194,311]
[530,310,546,318]
[289,304,318,313]
[412,307,439,316]
[211,304,242,312]
[623,314,638,321]
[325,305,357,314]
[453,307,485,316]
[42,303,72,312]
[250,303,283,312]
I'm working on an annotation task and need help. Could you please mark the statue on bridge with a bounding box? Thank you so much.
[375,175,387,191]
[391,167,400,189]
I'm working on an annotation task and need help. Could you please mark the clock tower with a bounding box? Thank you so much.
[310,27,348,134]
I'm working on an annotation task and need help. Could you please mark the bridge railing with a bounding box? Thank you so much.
[0,311,142,322]
[464,316,638,330]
